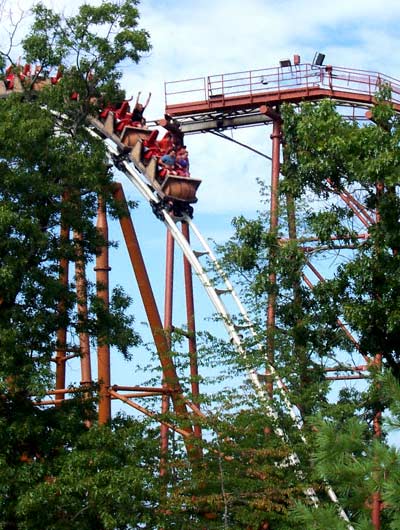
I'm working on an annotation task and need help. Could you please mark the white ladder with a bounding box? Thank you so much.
[94,129,354,530]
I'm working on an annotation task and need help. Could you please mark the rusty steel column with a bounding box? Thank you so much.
[55,201,69,402]
[371,181,384,530]
[74,231,92,385]
[164,229,175,340]
[266,113,282,397]
[161,229,175,476]
[112,184,194,437]
[94,194,111,424]
[182,221,202,439]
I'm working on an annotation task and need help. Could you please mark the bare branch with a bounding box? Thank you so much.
[0,2,29,66]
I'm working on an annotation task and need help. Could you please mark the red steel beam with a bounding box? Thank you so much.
[95,195,112,424]
[112,183,194,438]
[112,385,170,393]
[371,182,384,530]
[164,229,175,340]
[109,390,191,438]
[55,204,69,402]
[181,221,202,439]
[266,113,282,397]
[166,87,400,118]
[302,269,369,362]
[326,179,374,228]
[161,229,175,477]
[325,375,367,381]
[74,231,92,385]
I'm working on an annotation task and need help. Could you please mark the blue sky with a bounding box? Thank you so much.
[2,0,400,424]
[6,0,400,220]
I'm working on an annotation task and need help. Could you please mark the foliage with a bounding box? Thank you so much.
[281,92,400,378]
[213,90,400,528]
[2,1,400,528]
[1,1,150,131]
[0,2,152,528]
[0,0,151,386]
[0,91,140,396]
[0,407,162,530]
[162,400,308,529]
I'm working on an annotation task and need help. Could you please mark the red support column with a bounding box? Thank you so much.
[74,231,92,386]
[371,181,384,530]
[372,362,382,530]
[95,194,111,424]
[161,230,175,476]
[55,202,69,402]
[182,221,202,439]
[266,114,281,397]
[164,229,175,340]
[112,184,194,438]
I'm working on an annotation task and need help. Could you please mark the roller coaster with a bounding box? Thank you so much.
[2,55,398,529]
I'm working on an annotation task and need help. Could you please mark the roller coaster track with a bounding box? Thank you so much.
[86,62,398,527]
[3,62,389,525]
[85,115,354,528]
[88,117,297,413]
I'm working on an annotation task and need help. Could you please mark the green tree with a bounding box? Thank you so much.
[209,91,400,528]
[282,92,400,379]
[0,2,158,528]
[160,392,307,529]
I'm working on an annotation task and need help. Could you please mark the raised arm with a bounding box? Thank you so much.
[143,92,152,110]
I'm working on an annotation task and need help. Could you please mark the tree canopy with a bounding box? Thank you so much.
[214,89,400,528]
[1,1,400,528]
[0,2,158,528]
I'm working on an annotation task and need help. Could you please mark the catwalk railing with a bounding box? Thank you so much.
[165,62,400,108]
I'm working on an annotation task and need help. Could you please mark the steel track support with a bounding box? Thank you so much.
[112,184,195,442]
[164,229,175,341]
[266,112,282,397]
[372,352,382,530]
[74,231,92,386]
[95,194,112,424]
[161,229,175,477]
[55,198,69,402]
[284,189,312,413]
[98,133,353,529]
[182,221,202,439]
[371,181,384,530]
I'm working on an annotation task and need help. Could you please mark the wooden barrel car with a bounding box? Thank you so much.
[120,124,201,204]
